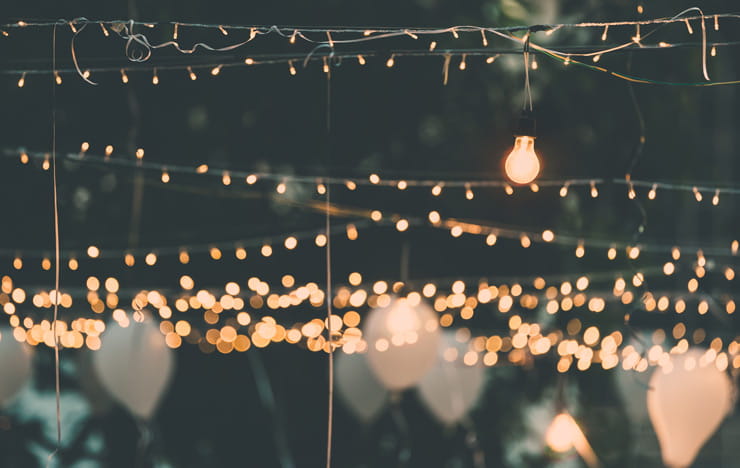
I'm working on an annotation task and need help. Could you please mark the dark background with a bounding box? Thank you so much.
[0,0,738,466]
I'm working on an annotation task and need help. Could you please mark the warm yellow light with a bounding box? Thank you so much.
[504,136,540,185]
[546,413,578,452]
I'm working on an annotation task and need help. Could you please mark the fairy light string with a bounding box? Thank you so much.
[7,148,740,203]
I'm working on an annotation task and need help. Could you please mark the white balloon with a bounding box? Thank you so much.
[417,332,485,425]
[647,348,734,468]
[0,328,33,408]
[93,319,175,420]
[335,351,387,422]
[364,297,440,390]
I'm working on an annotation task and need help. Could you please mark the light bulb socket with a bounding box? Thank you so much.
[514,111,536,138]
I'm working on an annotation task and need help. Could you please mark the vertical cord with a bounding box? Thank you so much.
[523,51,533,112]
[47,22,62,467]
[324,65,334,468]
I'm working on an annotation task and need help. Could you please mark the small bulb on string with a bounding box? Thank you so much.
[486,56,497,64]
[710,45,717,57]
[628,183,636,199]
[289,61,297,75]
[244,58,255,65]
[211,65,223,76]
[246,174,258,185]
[672,247,681,260]
[429,41,437,51]
[459,55,467,71]
[714,15,720,31]
[218,25,229,35]
[684,19,694,34]
[317,183,327,195]
[54,71,62,85]
[105,145,114,157]
[530,183,539,192]
[520,235,531,248]
[504,184,514,195]
[20,152,29,164]
[188,66,197,80]
[712,189,720,205]
[100,22,109,36]
[637,4,644,14]
[397,180,408,190]
[152,69,159,85]
[386,55,395,68]
[592,55,601,63]
[563,56,571,66]
[590,181,599,198]
[559,184,569,197]
[648,184,657,199]
[432,183,443,196]
[465,183,474,200]
[486,233,497,246]
[357,55,366,65]
[732,240,738,255]
[363,30,373,36]
[135,148,144,160]
[17,73,25,88]
[323,57,330,74]
[481,30,488,46]
[632,25,641,43]
[601,25,608,41]
[80,141,90,154]
[161,169,170,183]
[607,246,617,260]
[450,28,459,39]
[345,180,357,190]
[276,181,287,194]
[173,23,179,39]
[120,69,129,84]
[196,164,208,174]
[693,187,702,202]
[369,174,380,184]
[575,242,585,258]
[222,171,231,186]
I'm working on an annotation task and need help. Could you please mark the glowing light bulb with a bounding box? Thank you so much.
[545,413,578,452]
[504,135,540,185]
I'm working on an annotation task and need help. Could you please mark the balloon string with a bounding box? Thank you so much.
[247,350,295,468]
[324,56,334,468]
[47,22,63,468]
[389,395,411,466]
[461,417,485,468]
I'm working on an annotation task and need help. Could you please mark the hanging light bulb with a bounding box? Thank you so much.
[504,112,540,185]
[546,412,578,452]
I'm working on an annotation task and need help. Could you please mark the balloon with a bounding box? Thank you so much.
[93,319,175,420]
[364,297,440,390]
[417,332,485,425]
[335,351,388,422]
[0,327,33,408]
[647,348,734,468]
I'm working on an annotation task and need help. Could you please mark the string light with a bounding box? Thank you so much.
[187,66,197,80]
[17,72,26,88]
[152,68,159,85]
[386,55,395,68]
[120,69,129,83]
[54,71,62,85]
[210,65,222,76]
